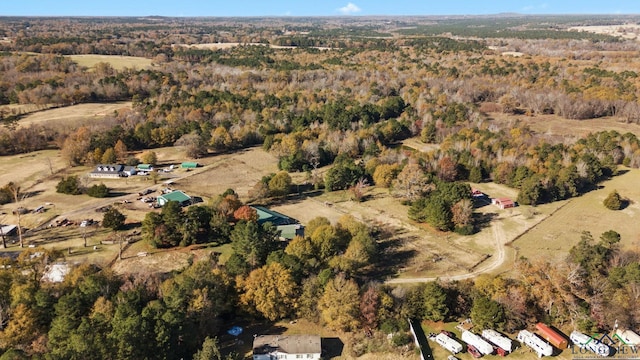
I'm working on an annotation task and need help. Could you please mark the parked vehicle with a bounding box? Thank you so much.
[467,344,482,358]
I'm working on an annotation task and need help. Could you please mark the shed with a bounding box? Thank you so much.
[137,164,154,171]
[157,190,192,207]
[535,323,568,349]
[493,197,515,209]
[181,162,199,169]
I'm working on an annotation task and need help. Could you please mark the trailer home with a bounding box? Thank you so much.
[482,329,512,353]
[570,331,610,357]
[435,333,464,354]
[517,330,553,357]
[461,331,493,355]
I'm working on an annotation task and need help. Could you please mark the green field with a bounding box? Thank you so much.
[68,54,154,70]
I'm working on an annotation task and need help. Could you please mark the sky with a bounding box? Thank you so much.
[2,0,640,17]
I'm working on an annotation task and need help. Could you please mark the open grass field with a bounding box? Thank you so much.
[15,101,132,128]
[512,168,640,264]
[487,111,640,139]
[68,54,154,70]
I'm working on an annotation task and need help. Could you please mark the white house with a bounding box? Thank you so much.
[253,335,321,360]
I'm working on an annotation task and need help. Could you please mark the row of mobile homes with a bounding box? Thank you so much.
[482,329,513,354]
[536,323,568,350]
[570,331,610,357]
[517,330,553,357]
[435,333,463,354]
[461,331,494,355]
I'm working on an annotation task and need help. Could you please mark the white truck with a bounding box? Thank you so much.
[482,329,513,353]
[570,330,610,357]
[461,330,494,355]
[517,330,553,357]
[435,333,464,354]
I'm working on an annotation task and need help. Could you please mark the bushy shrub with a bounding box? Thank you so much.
[56,176,82,195]
[86,184,109,198]
[603,190,622,210]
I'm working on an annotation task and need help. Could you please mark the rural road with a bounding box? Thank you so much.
[385,220,508,284]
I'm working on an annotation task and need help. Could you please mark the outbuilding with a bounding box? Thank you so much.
[492,197,515,209]
[181,162,199,169]
[251,206,305,240]
[253,335,321,360]
[156,190,192,207]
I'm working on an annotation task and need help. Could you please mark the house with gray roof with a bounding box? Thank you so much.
[253,335,321,360]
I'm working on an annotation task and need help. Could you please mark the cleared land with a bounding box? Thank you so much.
[568,24,640,40]
[68,54,154,70]
[15,101,132,129]
[513,168,640,263]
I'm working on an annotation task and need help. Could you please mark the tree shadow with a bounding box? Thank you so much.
[218,319,288,358]
[322,337,344,359]
[474,212,499,231]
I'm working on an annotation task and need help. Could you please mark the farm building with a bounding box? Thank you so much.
[251,206,304,240]
[492,197,515,209]
[252,335,321,360]
[157,190,192,207]
[90,164,137,178]
[517,330,553,357]
[180,162,199,169]
[0,224,18,236]
[535,323,568,349]
[137,164,154,171]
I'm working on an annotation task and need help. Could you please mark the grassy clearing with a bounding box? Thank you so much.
[16,101,132,129]
[68,54,153,70]
[513,168,640,263]
[487,111,640,139]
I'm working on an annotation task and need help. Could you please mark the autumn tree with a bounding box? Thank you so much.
[318,274,361,331]
[268,171,292,197]
[451,198,474,234]
[360,285,380,330]
[233,205,258,222]
[392,163,432,201]
[175,131,207,159]
[61,126,91,166]
[101,147,117,164]
[140,151,158,165]
[114,140,128,163]
[239,263,298,321]
[373,163,400,188]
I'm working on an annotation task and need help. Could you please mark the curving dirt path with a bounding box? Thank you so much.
[385,220,508,284]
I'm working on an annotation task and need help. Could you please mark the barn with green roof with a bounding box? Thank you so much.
[251,205,304,240]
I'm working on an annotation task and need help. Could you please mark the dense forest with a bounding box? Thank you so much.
[1,15,640,359]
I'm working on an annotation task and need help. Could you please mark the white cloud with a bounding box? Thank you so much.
[338,2,361,15]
